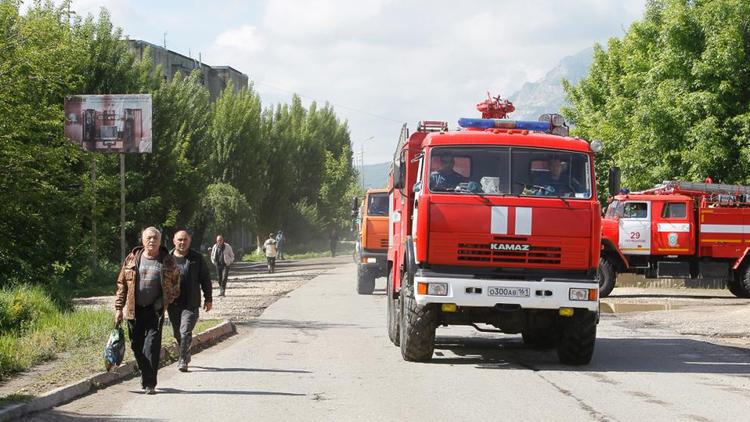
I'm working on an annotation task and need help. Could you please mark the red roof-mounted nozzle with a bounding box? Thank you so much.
[476,92,515,119]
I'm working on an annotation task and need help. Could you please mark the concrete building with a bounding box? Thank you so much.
[127,40,248,101]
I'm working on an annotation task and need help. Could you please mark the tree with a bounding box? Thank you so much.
[564,0,750,197]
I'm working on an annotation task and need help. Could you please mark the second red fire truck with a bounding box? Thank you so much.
[599,179,750,298]
[386,96,602,364]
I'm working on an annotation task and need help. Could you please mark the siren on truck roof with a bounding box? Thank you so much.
[459,93,570,136]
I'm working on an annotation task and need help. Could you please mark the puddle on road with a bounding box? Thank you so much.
[600,302,684,314]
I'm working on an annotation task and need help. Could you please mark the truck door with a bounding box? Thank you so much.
[653,200,693,255]
[619,201,651,255]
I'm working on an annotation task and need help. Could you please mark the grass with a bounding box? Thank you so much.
[0,307,113,382]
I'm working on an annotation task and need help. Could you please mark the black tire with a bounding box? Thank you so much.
[399,284,437,362]
[557,310,597,365]
[598,257,617,298]
[729,266,750,298]
[356,266,375,295]
[522,327,561,349]
[387,272,400,346]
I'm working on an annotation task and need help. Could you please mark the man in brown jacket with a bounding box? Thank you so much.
[115,226,180,394]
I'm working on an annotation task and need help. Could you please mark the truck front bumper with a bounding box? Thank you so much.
[413,272,599,312]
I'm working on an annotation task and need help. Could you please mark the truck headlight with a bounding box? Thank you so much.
[418,282,448,296]
[569,288,598,301]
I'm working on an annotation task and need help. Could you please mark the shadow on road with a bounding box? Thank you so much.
[156,387,305,396]
[608,293,739,300]
[431,335,750,375]
[189,366,311,374]
[240,318,358,331]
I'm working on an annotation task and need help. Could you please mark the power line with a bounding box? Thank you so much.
[254,80,405,125]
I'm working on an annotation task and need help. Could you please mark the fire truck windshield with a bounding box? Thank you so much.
[427,147,592,199]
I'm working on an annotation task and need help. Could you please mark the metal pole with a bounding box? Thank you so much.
[360,145,365,192]
[91,156,97,270]
[120,153,126,262]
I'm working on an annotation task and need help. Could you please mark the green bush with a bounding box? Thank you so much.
[0,285,57,334]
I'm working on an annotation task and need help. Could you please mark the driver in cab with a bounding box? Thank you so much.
[533,157,574,196]
[429,155,466,191]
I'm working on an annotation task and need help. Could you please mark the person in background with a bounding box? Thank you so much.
[168,230,212,372]
[115,227,180,395]
[263,233,279,273]
[329,229,339,257]
[275,230,285,260]
[210,235,235,297]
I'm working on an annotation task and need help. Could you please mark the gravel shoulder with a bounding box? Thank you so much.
[603,286,750,349]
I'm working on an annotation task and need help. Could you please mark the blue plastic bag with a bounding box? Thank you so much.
[104,325,126,371]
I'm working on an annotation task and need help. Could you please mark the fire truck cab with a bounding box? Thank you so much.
[600,180,750,298]
[387,96,602,365]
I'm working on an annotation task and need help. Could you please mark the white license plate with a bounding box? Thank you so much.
[487,286,530,297]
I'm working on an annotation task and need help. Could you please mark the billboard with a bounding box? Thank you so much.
[64,94,152,153]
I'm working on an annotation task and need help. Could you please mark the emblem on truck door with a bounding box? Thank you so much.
[490,243,531,251]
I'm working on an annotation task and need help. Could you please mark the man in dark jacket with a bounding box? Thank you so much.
[168,229,212,372]
[115,226,180,394]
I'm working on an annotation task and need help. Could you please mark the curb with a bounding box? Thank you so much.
[0,320,236,422]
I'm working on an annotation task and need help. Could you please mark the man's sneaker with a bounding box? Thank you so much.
[178,360,188,372]
[144,386,156,395]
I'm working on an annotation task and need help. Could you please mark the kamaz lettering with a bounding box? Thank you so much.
[490,243,530,251]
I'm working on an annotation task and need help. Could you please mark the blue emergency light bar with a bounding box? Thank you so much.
[458,117,551,132]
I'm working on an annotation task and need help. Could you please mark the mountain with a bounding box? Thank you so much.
[360,162,390,189]
[509,47,594,120]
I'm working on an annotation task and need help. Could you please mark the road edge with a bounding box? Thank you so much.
[0,320,236,422]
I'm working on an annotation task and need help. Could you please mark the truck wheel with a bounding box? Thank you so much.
[399,284,437,362]
[387,272,400,346]
[356,266,375,295]
[557,310,597,365]
[522,327,561,349]
[730,266,750,298]
[598,257,617,298]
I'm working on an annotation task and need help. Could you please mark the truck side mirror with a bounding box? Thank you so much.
[393,159,405,189]
[608,167,621,196]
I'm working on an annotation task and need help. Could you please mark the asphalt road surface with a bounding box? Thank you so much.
[30,263,750,421]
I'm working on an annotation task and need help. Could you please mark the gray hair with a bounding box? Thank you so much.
[141,226,161,240]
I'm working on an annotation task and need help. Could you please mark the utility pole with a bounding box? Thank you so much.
[359,136,374,192]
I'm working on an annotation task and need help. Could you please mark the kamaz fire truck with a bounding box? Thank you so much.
[599,179,750,298]
[354,188,390,294]
[386,95,602,365]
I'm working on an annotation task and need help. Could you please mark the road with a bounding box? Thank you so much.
[30,262,750,421]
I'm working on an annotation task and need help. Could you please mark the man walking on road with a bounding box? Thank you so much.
[115,227,180,395]
[263,232,279,273]
[169,230,212,372]
[210,235,235,296]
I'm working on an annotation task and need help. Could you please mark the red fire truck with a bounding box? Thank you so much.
[386,95,602,365]
[599,179,750,298]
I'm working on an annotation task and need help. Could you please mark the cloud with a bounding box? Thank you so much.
[204,0,647,164]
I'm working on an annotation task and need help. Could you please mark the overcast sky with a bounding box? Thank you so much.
[68,0,647,164]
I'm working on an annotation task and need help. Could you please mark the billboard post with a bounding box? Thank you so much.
[64,94,153,263]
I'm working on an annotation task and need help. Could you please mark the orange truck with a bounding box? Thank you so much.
[355,188,390,294]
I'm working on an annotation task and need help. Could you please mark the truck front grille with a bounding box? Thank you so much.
[456,242,562,265]
[380,239,389,248]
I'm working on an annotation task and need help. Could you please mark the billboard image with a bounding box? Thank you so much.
[64,94,152,153]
